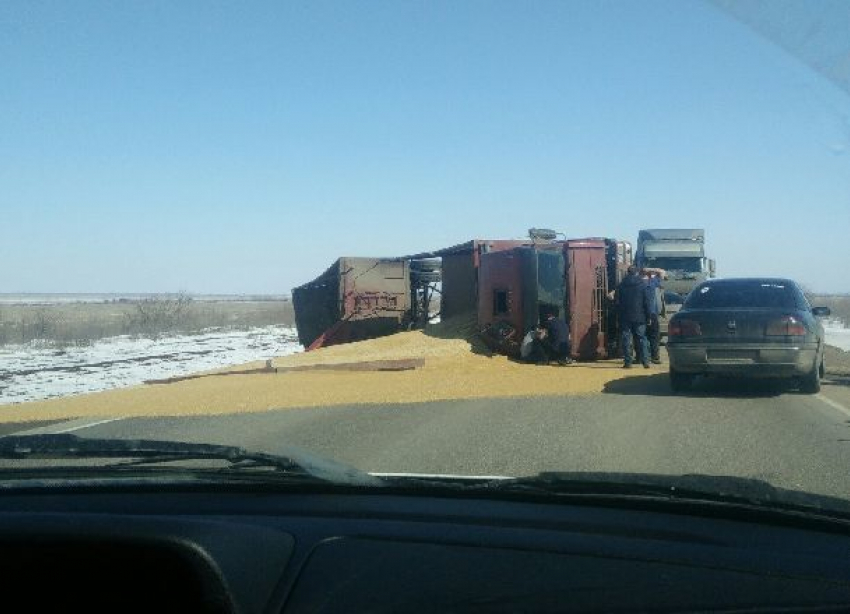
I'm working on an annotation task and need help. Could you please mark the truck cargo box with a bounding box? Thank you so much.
[403,240,534,320]
[292,257,411,350]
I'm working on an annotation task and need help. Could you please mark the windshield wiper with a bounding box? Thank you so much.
[482,471,850,517]
[0,434,383,487]
[378,471,850,519]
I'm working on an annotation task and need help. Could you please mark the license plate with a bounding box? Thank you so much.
[707,350,758,362]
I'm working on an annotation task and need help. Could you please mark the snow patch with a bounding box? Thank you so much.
[0,325,302,405]
[824,319,850,352]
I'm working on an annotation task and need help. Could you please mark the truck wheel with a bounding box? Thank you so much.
[800,359,822,394]
[670,369,693,393]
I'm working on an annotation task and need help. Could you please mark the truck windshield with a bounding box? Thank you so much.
[646,258,702,273]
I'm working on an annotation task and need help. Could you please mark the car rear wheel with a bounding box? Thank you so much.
[670,369,694,393]
[800,359,822,394]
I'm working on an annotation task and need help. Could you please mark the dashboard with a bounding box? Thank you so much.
[2,486,850,613]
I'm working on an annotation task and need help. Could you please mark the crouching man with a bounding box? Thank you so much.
[520,326,549,365]
[544,312,574,365]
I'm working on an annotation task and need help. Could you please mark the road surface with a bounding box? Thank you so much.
[15,374,850,500]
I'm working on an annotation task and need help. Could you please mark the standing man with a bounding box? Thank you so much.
[615,265,651,369]
[642,268,666,364]
[544,312,573,365]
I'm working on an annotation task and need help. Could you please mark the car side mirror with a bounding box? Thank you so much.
[812,306,831,317]
[708,259,716,278]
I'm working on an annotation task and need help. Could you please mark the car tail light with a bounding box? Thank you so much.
[765,316,806,336]
[669,319,702,338]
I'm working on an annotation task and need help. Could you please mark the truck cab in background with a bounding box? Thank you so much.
[635,229,716,299]
[636,229,715,343]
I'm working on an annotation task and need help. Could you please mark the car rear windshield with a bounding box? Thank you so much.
[685,282,798,310]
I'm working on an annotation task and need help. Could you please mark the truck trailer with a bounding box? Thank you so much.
[292,257,412,350]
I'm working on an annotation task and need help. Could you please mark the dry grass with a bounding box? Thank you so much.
[0,299,294,346]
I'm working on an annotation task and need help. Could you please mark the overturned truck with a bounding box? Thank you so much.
[292,234,634,358]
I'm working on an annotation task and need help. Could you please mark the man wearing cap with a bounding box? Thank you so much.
[642,267,667,364]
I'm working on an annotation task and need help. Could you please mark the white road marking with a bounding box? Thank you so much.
[52,418,123,433]
[371,472,513,480]
[15,417,124,436]
[815,394,850,419]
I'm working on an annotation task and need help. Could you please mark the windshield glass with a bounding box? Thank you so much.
[645,257,703,273]
[3,1,850,513]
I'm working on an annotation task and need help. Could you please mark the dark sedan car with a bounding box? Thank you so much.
[666,279,831,393]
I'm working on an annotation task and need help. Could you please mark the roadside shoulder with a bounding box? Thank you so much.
[820,345,850,415]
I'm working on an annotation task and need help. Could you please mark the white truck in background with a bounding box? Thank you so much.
[635,229,716,298]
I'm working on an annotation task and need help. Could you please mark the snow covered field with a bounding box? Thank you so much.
[0,293,287,305]
[0,325,302,405]
[824,319,850,352]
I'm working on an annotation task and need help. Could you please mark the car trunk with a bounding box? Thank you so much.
[669,307,818,372]
[675,308,808,345]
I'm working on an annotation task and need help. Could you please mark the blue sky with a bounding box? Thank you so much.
[1,1,848,294]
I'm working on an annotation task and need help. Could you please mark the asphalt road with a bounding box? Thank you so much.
[17,374,850,500]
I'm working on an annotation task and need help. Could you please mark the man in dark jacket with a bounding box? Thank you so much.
[615,265,651,369]
[642,268,666,364]
[544,312,573,365]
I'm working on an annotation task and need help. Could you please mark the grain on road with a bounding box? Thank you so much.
[3,329,656,422]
